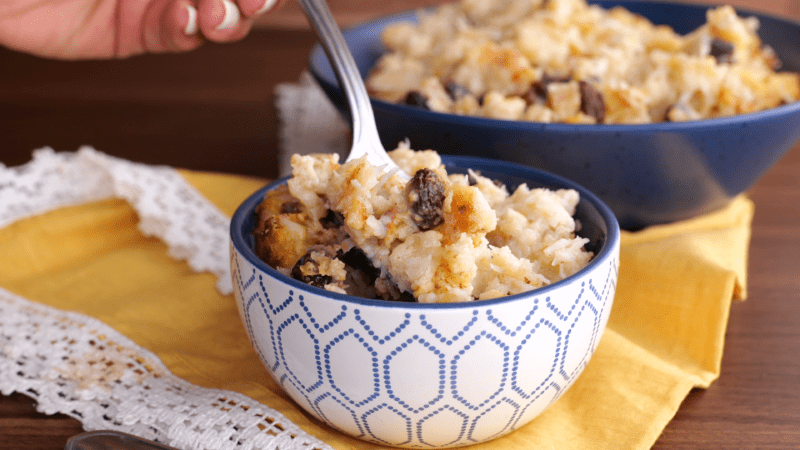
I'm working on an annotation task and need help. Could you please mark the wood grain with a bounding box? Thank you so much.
[0,29,317,180]
[651,145,800,449]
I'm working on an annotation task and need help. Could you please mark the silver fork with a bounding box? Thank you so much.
[297,0,408,177]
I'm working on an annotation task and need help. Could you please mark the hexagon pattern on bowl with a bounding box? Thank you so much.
[231,244,618,448]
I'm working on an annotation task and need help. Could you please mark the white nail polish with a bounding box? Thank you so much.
[184,5,198,35]
[215,0,240,31]
[256,0,278,15]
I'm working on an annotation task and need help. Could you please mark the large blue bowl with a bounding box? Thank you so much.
[308,1,800,230]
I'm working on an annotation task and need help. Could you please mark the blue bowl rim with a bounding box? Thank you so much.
[307,0,800,133]
[230,155,621,310]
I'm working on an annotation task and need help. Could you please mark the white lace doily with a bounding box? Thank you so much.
[0,147,233,296]
[0,147,333,450]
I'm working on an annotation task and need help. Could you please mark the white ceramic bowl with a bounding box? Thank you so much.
[230,156,620,447]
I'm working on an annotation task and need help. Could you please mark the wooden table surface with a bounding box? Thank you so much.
[2,1,799,449]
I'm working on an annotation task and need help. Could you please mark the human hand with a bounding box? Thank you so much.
[0,0,284,60]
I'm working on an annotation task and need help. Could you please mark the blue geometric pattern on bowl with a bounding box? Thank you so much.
[231,155,620,447]
[231,245,618,447]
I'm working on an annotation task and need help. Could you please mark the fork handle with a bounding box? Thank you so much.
[297,0,397,168]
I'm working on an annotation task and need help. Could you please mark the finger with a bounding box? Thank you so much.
[168,0,205,50]
[236,0,284,18]
[215,0,240,31]
[184,2,199,35]
[196,0,252,42]
[144,0,205,54]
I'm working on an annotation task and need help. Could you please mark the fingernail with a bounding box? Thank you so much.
[215,0,240,30]
[184,4,198,35]
[255,0,278,14]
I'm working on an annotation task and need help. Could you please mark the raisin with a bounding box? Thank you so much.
[291,252,333,288]
[710,38,734,64]
[444,81,470,100]
[523,85,545,105]
[407,168,446,231]
[663,104,676,122]
[336,248,381,283]
[404,91,430,109]
[280,200,302,214]
[579,81,606,123]
[526,73,572,104]
[319,209,344,229]
[304,274,332,288]
[398,291,417,303]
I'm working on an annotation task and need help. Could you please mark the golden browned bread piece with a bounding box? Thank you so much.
[253,184,312,269]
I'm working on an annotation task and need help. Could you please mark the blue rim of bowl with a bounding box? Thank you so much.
[308,0,800,134]
[230,155,620,310]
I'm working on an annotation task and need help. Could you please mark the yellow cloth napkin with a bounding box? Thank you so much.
[0,169,753,450]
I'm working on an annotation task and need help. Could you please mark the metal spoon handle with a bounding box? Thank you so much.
[297,0,399,170]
